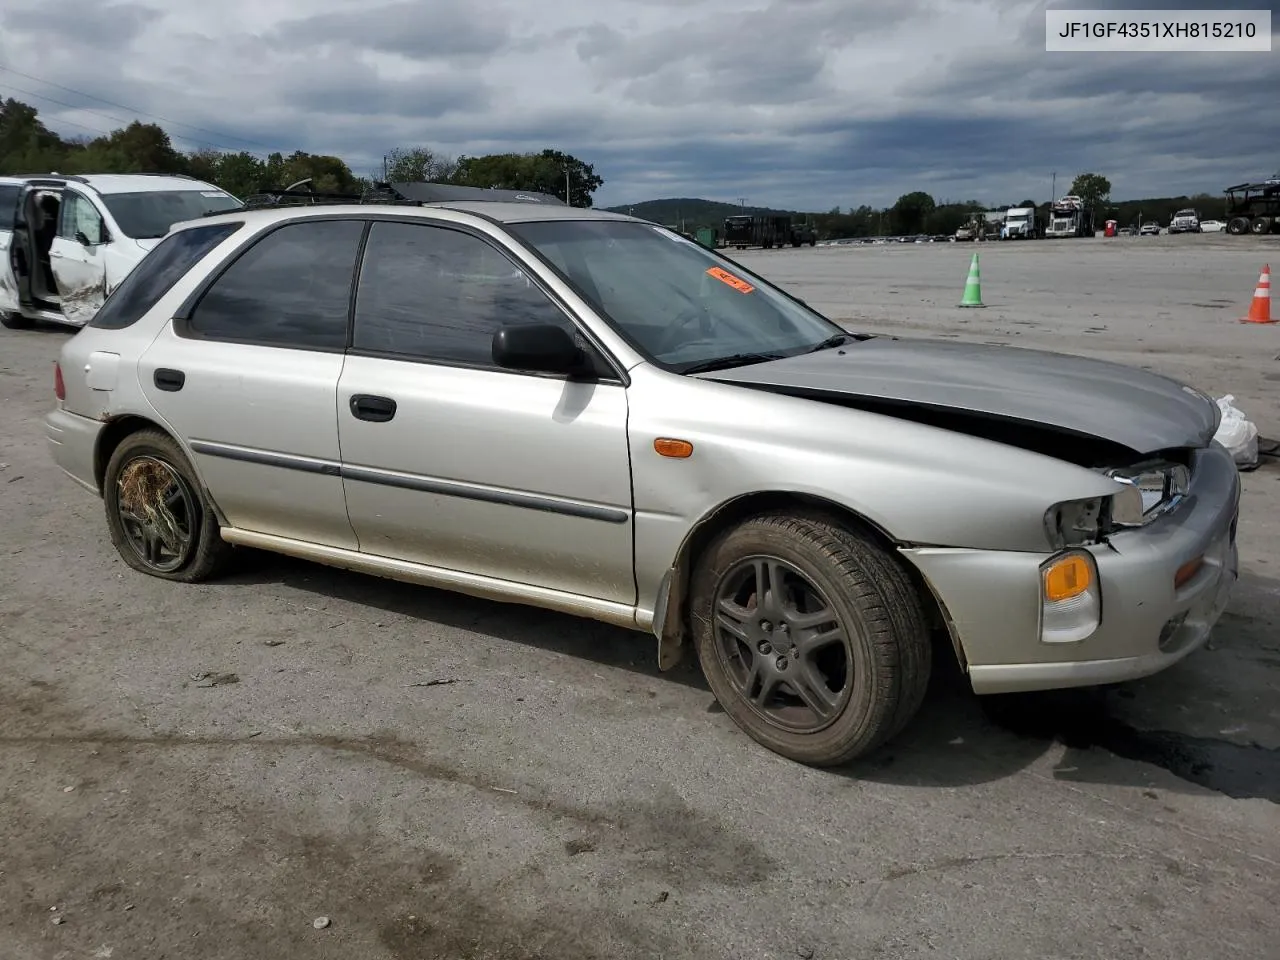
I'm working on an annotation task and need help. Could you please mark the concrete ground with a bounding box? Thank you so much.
[2,232,1278,960]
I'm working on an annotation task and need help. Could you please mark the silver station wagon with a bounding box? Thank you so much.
[45,190,1240,766]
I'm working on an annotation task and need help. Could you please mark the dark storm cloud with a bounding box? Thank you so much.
[272,60,490,118]
[4,0,156,46]
[269,0,510,59]
[0,0,1275,209]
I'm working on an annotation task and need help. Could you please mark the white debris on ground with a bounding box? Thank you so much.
[1214,395,1260,469]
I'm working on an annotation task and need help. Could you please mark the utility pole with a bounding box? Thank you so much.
[1051,171,1056,204]
[738,197,747,211]
[565,168,571,207]
[383,155,388,181]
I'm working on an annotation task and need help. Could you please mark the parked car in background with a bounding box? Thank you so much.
[1168,209,1201,234]
[1140,221,1161,236]
[1198,219,1226,233]
[45,194,1240,767]
[0,173,242,330]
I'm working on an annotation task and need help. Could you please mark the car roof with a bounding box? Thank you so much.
[77,174,223,194]
[185,201,641,232]
[0,172,223,194]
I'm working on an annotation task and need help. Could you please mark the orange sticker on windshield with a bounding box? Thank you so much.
[706,266,754,294]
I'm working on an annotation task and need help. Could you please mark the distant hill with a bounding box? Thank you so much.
[603,197,800,228]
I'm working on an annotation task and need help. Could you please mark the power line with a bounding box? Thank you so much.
[0,78,241,153]
[0,86,118,139]
[0,63,274,152]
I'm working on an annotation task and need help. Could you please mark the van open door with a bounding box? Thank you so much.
[49,189,109,326]
[0,178,24,317]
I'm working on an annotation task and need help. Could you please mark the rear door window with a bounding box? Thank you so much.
[90,222,244,329]
[0,183,22,230]
[184,218,365,349]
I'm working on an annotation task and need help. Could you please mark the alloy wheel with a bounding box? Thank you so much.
[711,555,854,733]
[114,456,198,573]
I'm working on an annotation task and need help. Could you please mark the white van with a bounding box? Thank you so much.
[0,173,242,329]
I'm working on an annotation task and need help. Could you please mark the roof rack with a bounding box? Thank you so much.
[108,171,199,180]
[231,180,566,213]
[11,173,90,184]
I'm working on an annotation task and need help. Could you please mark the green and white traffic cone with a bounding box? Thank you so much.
[958,252,986,308]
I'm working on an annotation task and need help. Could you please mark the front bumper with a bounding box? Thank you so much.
[45,406,104,496]
[901,442,1241,695]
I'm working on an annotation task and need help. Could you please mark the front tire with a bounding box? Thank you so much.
[690,513,932,766]
[103,429,235,582]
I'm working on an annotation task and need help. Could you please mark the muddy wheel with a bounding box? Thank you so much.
[690,513,932,767]
[103,429,234,582]
[1,311,33,329]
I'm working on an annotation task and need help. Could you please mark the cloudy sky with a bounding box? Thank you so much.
[0,0,1275,210]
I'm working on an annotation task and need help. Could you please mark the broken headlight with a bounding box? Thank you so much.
[1044,496,1105,549]
[1106,461,1190,527]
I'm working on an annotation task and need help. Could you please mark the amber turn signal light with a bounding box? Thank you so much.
[1043,553,1093,602]
[654,438,694,459]
[1174,556,1204,589]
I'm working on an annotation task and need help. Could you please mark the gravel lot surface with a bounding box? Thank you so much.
[2,232,1278,959]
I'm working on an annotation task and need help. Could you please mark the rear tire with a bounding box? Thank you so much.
[690,512,932,767]
[1251,217,1272,235]
[1227,217,1250,235]
[1,311,33,329]
[103,429,235,582]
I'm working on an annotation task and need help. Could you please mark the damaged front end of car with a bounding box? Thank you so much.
[1045,456,1194,549]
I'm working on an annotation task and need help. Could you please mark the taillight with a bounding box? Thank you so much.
[54,361,65,401]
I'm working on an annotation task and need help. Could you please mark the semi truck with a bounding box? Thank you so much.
[1044,195,1096,238]
[1002,206,1038,239]
[1224,174,1280,235]
[789,220,817,246]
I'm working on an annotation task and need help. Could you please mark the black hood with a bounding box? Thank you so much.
[700,338,1219,457]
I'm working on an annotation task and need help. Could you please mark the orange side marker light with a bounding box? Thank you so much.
[654,438,694,459]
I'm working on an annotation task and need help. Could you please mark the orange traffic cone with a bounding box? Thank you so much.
[1240,264,1272,324]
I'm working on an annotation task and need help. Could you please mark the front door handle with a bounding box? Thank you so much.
[349,394,397,422]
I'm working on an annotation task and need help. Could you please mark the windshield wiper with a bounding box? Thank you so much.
[679,352,785,375]
[806,333,852,352]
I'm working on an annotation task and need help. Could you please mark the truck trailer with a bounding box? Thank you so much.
[1224,174,1280,235]
[723,214,793,250]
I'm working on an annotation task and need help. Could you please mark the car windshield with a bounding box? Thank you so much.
[100,189,243,239]
[508,219,845,371]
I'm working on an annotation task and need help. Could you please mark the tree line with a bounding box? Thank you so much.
[0,98,1235,235]
[0,98,604,206]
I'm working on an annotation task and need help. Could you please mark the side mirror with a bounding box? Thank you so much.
[491,322,585,375]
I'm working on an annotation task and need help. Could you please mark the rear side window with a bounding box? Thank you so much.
[185,219,365,350]
[0,184,20,230]
[90,222,244,330]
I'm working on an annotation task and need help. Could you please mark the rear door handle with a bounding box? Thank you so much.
[349,394,397,422]
[154,368,185,392]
